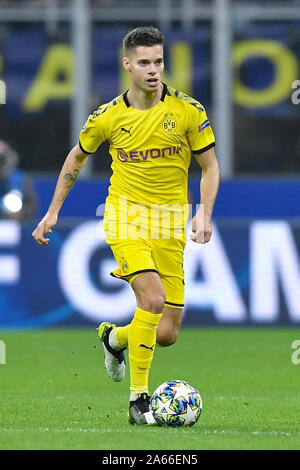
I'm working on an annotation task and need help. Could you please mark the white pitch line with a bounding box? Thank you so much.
[214,396,299,401]
[0,427,298,437]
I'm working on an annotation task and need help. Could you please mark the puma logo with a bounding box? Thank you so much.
[121,126,132,136]
[139,343,155,351]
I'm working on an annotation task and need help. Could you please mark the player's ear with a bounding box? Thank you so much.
[123,57,131,73]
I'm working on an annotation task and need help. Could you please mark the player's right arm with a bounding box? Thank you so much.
[32,102,110,245]
[32,143,88,245]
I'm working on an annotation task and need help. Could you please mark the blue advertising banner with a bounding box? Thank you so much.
[1,25,299,174]
[2,28,210,117]
[1,217,300,328]
[33,176,300,219]
[1,24,299,117]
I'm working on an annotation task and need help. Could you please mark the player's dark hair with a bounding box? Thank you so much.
[123,26,164,55]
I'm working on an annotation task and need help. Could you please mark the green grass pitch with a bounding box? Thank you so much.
[0,327,300,450]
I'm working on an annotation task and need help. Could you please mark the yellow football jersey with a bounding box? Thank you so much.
[79,83,215,210]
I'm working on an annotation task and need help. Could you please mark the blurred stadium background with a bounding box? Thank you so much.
[0,0,300,329]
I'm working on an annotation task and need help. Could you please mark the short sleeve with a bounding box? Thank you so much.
[186,104,215,154]
[79,110,109,154]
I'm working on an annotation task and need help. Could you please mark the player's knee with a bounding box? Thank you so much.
[133,275,166,313]
[147,293,166,313]
[139,289,166,314]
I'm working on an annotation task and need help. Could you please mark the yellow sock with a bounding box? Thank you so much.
[128,307,162,395]
[115,324,130,349]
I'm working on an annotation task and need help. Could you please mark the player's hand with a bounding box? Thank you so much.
[189,209,212,244]
[32,212,58,245]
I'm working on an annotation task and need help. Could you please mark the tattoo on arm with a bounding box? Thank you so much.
[63,168,80,190]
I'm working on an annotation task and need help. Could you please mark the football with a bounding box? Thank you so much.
[150,380,202,427]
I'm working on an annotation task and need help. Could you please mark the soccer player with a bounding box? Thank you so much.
[32,26,220,425]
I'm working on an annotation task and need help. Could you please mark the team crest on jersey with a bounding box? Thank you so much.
[162,113,177,134]
[120,257,128,274]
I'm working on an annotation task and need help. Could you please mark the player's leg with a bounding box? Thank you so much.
[132,270,166,313]
[127,271,165,425]
[98,238,165,424]
[99,271,165,377]
[109,281,183,349]
[98,239,157,383]
[156,306,183,347]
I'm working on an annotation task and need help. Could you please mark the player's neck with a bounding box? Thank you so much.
[127,83,163,110]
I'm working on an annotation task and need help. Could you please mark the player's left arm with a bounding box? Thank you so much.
[190,146,220,243]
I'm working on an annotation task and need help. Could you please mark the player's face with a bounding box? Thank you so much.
[123,45,164,92]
